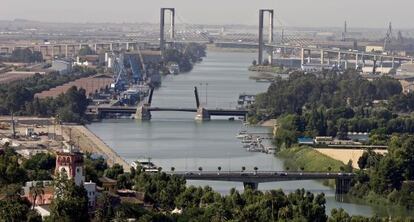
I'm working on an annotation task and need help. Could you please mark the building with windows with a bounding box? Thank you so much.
[51,59,72,74]
[55,149,97,208]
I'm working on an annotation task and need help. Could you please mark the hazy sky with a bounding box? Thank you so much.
[2,0,414,28]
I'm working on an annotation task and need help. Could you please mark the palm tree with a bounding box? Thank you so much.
[241,166,246,172]
[30,182,45,209]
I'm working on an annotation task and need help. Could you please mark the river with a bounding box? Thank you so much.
[88,51,412,217]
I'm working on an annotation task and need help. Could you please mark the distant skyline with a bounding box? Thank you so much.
[2,0,414,29]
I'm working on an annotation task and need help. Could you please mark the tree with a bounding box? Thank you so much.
[0,184,41,221]
[0,147,28,186]
[29,182,45,209]
[95,192,114,222]
[358,152,369,169]
[49,174,89,222]
[105,164,124,179]
[78,46,95,56]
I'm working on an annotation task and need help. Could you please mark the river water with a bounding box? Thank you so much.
[88,51,412,217]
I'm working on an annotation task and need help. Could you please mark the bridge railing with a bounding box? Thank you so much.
[165,170,354,178]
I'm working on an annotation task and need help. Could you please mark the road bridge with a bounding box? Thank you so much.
[88,86,248,120]
[167,170,354,201]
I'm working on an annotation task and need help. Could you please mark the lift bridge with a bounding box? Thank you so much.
[88,87,248,121]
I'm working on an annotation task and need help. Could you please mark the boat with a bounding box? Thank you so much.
[168,63,180,75]
[131,158,159,173]
[236,130,248,139]
[241,137,253,143]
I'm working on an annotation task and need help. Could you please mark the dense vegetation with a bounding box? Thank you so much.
[84,164,385,222]
[0,48,43,63]
[249,70,414,209]
[250,71,401,123]
[1,145,393,221]
[0,147,56,221]
[163,43,206,72]
[0,66,96,122]
[351,135,414,209]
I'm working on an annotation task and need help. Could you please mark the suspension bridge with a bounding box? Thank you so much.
[2,7,413,69]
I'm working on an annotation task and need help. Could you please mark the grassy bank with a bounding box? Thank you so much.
[277,146,346,172]
[277,146,346,187]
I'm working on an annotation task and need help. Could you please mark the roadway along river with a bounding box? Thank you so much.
[88,51,411,217]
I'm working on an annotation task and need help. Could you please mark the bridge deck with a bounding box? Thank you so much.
[91,106,248,116]
[166,171,354,183]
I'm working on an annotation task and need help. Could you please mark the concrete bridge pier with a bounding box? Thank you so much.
[135,105,152,120]
[195,107,210,121]
[335,178,351,202]
[243,182,259,190]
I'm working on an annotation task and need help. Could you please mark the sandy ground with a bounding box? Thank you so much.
[261,119,277,127]
[0,116,130,171]
[62,125,130,172]
[315,148,388,169]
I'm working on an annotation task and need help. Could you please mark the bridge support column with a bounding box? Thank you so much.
[195,107,210,121]
[243,182,259,190]
[355,53,359,69]
[335,178,351,202]
[301,48,305,65]
[135,106,151,120]
[337,52,341,66]
[320,50,324,65]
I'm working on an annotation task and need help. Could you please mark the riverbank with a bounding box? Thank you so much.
[277,146,346,172]
[277,146,347,188]
[61,125,130,172]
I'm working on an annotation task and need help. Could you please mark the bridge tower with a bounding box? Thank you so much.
[135,87,154,120]
[194,86,210,121]
[258,9,274,65]
[160,8,176,55]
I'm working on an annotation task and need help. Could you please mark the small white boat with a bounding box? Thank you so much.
[241,137,253,143]
[236,130,248,139]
